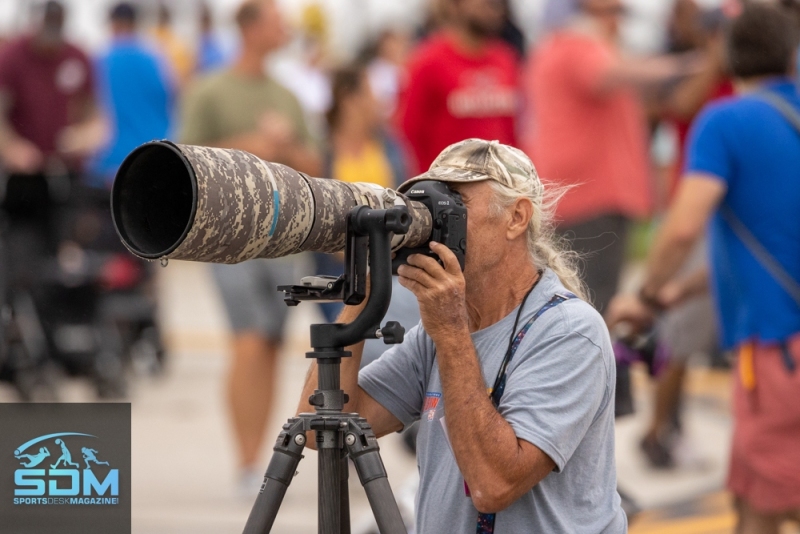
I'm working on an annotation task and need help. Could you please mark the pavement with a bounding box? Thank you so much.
[3,259,794,534]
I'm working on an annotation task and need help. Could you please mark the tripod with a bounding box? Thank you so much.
[242,206,410,534]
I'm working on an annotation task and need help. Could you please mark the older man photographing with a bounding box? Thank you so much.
[298,139,625,533]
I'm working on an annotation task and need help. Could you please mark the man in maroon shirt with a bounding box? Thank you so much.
[0,1,102,279]
[0,1,101,175]
[398,0,519,173]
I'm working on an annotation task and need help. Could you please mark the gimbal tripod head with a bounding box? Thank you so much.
[278,204,411,352]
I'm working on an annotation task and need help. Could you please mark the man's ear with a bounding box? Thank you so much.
[507,197,533,241]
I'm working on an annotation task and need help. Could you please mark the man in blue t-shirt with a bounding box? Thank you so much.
[608,5,800,533]
[89,2,175,186]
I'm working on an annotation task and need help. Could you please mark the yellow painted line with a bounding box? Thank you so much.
[631,512,736,534]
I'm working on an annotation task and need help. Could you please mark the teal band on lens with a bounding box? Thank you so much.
[269,191,280,237]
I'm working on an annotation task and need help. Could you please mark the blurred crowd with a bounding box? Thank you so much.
[1,0,799,532]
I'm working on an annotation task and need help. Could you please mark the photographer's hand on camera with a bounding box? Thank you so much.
[397,242,470,343]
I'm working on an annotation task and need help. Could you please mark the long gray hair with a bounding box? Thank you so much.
[488,180,587,301]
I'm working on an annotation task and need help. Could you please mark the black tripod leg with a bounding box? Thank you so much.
[345,419,406,534]
[318,434,342,534]
[340,448,351,534]
[243,419,306,534]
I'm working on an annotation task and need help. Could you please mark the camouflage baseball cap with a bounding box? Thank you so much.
[397,138,540,194]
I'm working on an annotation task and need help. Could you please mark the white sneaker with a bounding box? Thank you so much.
[237,468,264,502]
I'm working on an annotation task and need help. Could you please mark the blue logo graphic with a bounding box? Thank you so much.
[14,448,50,468]
[50,438,80,469]
[81,447,109,469]
[12,432,119,505]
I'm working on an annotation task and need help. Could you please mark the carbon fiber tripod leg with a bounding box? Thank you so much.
[340,447,351,533]
[345,419,406,534]
[243,418,306,534]
[318,444,342,534]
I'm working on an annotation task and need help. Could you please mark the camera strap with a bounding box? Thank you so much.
[720,90,800,309]
[475,283,576,534]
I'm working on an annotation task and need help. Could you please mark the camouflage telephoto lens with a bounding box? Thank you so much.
[110,141,432,264]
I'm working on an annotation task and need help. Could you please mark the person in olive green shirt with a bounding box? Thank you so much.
[181,0,319,173]
[179,0,321,495]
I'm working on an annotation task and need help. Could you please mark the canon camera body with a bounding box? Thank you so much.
[392,180,467,273]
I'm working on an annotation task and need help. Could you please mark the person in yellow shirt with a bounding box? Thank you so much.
[332,133,392,187]
[150,3,195,87]
[325,65,408,188]
[314,64,411,323]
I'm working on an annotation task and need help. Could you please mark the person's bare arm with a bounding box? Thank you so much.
[0,90,17,147]
[430,314,555,512]
[657,266,710,307]
[0,90,43,173]
[607,176,725,329]
[205,133,320,176]
[209,110,321,176]
[296,301,403,451]
[597,53,703,95]
[663,38,727,120]
[205,130,277,158]
[57,97,108,158]
[277,142,321,177]
[640,175,725,299]
[397,243,555,513]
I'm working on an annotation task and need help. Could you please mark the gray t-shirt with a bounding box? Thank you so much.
[359,269,626,533]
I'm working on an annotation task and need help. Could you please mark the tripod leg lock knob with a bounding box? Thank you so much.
[345,419,388,486]
[264,418,306,487]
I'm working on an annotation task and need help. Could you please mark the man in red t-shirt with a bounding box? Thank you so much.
[524,0,696,314]
[398,0,519,173]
